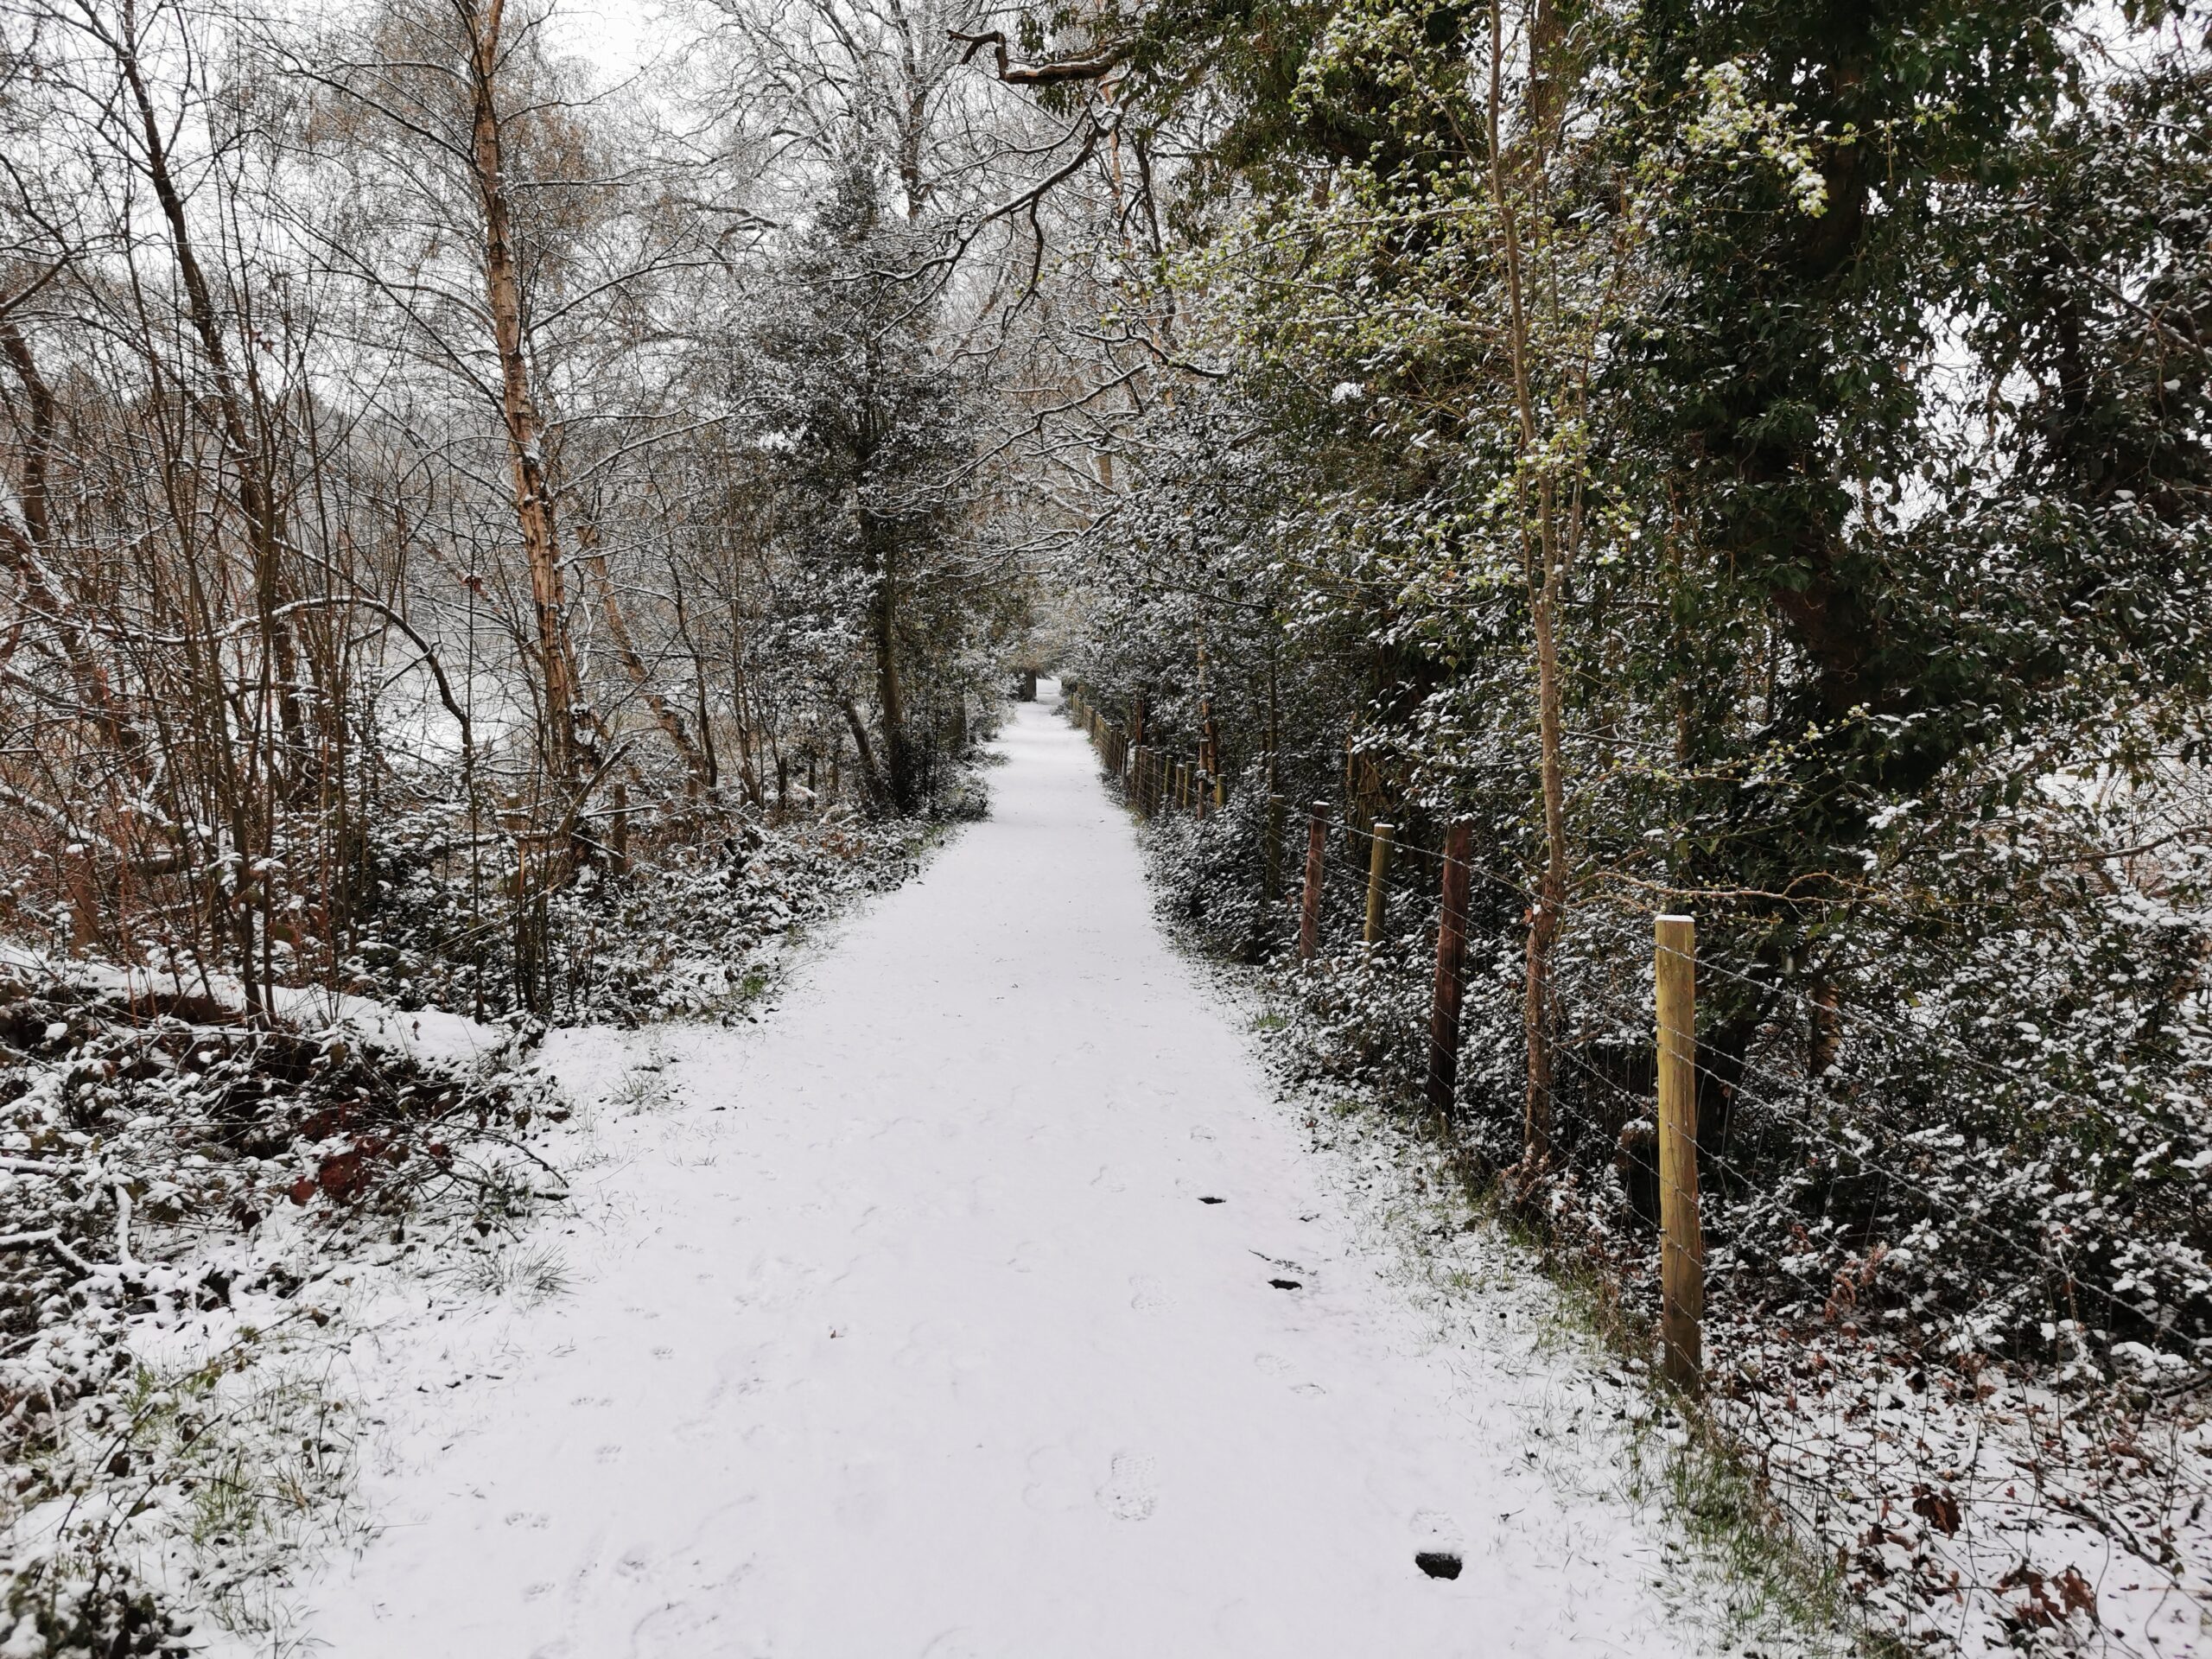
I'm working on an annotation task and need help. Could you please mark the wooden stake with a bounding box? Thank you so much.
[1656,913,1704,1393]
[1300,802,1327,963]
[1363,822,1393,947]
[1427,822,1472,1118]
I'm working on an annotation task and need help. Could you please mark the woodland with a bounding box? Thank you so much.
[0,0,2209,1649]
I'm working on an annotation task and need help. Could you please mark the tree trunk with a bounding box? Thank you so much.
[1485,0,1573,1177]
[866,527,917,814]
[841,696,887,806]
[1522,477,1569,1169]
[464,0,588,799]
[112,1,312,795]
[582,531,709,797]
[0,322,143,761]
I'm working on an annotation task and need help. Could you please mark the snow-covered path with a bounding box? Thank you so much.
[302,701,1705,1657]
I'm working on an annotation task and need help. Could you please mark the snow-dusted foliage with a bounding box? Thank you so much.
[1120,761,2212,1651]
[338,801,948,1026]
[1048,0,2212,1637]
[0,775,945,1652]
[0,963,557,1656]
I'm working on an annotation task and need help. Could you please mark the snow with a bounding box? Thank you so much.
[0,937,508,1072]
[283,702,1749,1656]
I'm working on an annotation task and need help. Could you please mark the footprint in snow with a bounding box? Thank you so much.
[1098,1451,1159,1521]
[1128,1274,1169,1311]
[919,1630,986,1659]
[1021,1443,1090,1514]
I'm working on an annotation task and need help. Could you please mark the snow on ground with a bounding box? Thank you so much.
[279,701,1797,1657]
[0,938,511,1074]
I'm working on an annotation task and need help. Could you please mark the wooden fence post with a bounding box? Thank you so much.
[1656,914,1704,1393]
[1300,801,1327,962]
[1426,821,1472,1118]
[1363,822,1393,947]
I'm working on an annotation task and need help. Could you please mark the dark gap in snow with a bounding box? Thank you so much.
[1269,1278,1302,1290]
[1414,1551,1463,1580]
[1198,1195,1225,1205]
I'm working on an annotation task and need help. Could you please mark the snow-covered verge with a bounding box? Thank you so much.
[1127,787,2212,1658]
[302,807,953,1027]
[0,804,950,1656]
[1211,982,1860,1656]
[0,957,564,1657]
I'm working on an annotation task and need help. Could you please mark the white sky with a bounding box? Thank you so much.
[545,0,684,87]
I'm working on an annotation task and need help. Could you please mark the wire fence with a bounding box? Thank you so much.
[1063,689,2212,1656]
